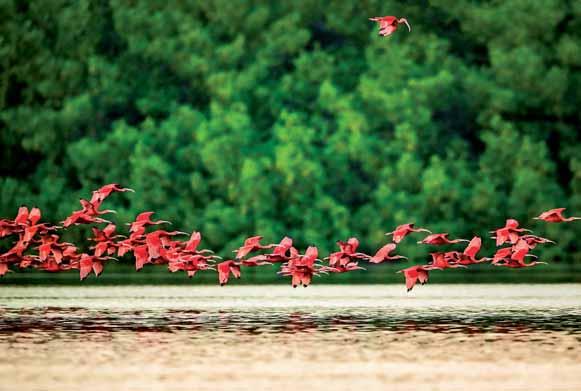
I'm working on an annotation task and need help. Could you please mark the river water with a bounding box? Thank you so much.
[0,284,580,390]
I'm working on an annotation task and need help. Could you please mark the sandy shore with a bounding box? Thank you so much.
[0,330,579,391]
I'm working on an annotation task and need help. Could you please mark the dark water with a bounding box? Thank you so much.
[0,285,580,390]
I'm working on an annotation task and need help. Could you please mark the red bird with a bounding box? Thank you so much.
[128,211,171,233]
[534,208,580,223]
[79,199,116,217]
[217,260,241,286]
[62,210,111,227]
[397,265,433,292]
[90,224,124,257]
[386,223,431,244]
[90,184,134,209]
[520,234,555,249]
[418,233,470,245]
[428,252,467,270]
[369,16,411,37]
[79,254,116,280]
[279,246,320,287]
[14,206,29,226]
[234,236,277,259]
[454,236,491,265]
[368,243,407,264]
[239,255,271,267]
[491,219,532,246]
[168,254,215,278]
[262,236,294,263]
[145,230,187,260]
[0,262,9,277]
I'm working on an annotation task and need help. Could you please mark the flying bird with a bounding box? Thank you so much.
[397,265,433,292]
[534,208,580,223]
[369,16,411,37]
[368,243,407,264]
[418,233,470,245]
[234,236,277,259]
[386,223,431,244]
[491,219,532,246]
[217,260,241,286]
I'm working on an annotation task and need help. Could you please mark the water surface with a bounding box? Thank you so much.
[1,285,580,390]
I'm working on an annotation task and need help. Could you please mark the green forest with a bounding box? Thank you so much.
[1,0,580,283]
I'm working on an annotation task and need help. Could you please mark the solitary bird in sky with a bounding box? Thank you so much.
[369,16,411,37]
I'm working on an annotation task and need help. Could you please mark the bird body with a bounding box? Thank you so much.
[418,233,470,245]
[368,243,407,263]
[386,224,431,244]
[534,208,580,223]
[369,16,411,37]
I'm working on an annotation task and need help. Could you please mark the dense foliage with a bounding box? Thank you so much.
[1,0,580,263]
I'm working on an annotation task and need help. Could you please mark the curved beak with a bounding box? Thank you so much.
[399,18,411,32]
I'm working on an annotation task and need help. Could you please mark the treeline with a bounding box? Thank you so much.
[0,0,580,264]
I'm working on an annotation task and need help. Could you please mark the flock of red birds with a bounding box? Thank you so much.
[0,184,579,291]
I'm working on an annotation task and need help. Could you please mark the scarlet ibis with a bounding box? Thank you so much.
[534,208,580,223]
[454,237,491,265]
[79,199,116,216]
[491,219,532,246]
[279,246,320,287]
[36,234,74,263]
[369,16,411,37]
[418,233,470,245]
[28,207,42,225]
[321,262,365,274]
[0,263,9,277]
[0,219,20,238]
[240,255,272,267]
[62,210,111,227]
[510,239,534,263]
[132,245,150,270]
[128,212,171,233]
[79,254,116,280]
[168,255,215,278]
[14,206,29,225]
[386,224,431,244]
[262,237,294,263]
[428,252,467,269]
[397,265,433,292]
[493,257,547,269]
[234,236,277,259]
[89,183,134,209]
[521,234,555,249]
[89,224,124,257]
[368,243,407,263]
[217,260,241,285]
[145,230,187,260]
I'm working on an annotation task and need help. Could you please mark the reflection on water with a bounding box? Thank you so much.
[1,285,580,338]
[1,285,580,390]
